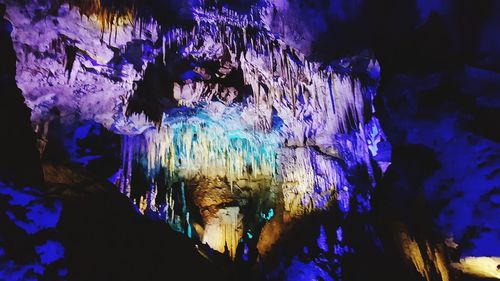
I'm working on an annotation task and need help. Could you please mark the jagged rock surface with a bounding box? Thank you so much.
[6,1,390,265]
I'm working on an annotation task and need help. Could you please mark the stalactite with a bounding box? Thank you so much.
[125,118,278,184]
[111,2,384,246]
[138,196,147,214]
[126,135,133,197]
[399,226,450,281]
[65,0,134,35]
[162,35,166,65]
[180,182,189,232]
[120,136,128,194]
[146,180,157,211]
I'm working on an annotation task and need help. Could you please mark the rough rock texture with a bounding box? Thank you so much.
[5,1,389,267]
[6,1,157,134]
[2,0,498,280]
[256,0,500,279]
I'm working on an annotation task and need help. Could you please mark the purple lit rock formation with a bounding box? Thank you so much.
[1,0,498,280]
[6,0,389,260]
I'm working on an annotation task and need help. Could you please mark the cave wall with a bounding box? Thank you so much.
[1,0,498,280]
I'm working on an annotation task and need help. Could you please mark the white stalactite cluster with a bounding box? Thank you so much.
[119,5,385,220]
[183,8,372,215]
[134,119,279,183]
[161,6,368,137]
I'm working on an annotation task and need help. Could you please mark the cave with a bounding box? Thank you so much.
[0,1,499,280]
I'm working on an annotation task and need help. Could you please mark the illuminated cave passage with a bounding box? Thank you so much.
[115,47,381,258]
[105,5,388,263]
[0,0,499,280]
